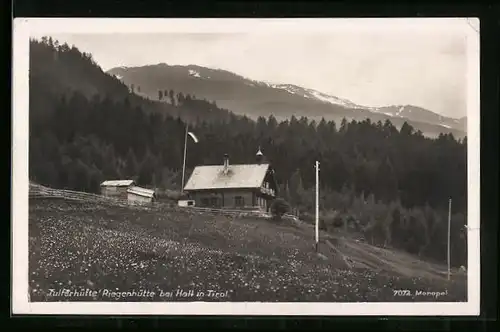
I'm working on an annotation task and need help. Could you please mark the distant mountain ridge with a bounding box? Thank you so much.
[108,64,467,138]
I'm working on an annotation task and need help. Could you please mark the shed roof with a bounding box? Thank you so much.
[127,186,156,198]
[101,180,135,187]
[184,163,272,191]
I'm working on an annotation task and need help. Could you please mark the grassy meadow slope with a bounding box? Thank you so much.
[29,184,467,302]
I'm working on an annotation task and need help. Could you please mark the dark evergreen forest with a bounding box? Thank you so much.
[29,38,468,267]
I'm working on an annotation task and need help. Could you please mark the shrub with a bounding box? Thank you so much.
[320,209,339,229]
[299,211,313,223]
[270,198,291,221]
[332,216,344,228]
[156,189,186,201]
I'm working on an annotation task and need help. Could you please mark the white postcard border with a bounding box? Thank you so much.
[12,18,481,316]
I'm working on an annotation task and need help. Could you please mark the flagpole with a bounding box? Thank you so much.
[181,123,188,193]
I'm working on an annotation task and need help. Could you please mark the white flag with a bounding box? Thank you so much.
[188,132,199,143]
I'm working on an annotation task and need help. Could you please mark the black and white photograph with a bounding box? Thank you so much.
[12,18,480,315]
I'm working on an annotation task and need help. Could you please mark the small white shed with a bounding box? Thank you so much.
[100,179,135,199]
[178,200,195,207]
[127,186,156,204]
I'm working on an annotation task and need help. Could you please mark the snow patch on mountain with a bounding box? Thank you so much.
[369,105,412,118]
[275,85,298,95]
[188,69,201,78]
[396,106,405,117]
[273,84,307,97]
[114,74,123,80]
[259,81,369,108]
[309,90,358,108]
[371,108,393,117]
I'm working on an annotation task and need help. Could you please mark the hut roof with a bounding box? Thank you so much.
[101,180,135,187]
[184,163,273,191]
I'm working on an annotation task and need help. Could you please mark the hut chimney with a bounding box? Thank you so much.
[223,153,229,174]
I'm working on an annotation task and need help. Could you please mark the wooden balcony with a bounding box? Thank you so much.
[259,186,276,197]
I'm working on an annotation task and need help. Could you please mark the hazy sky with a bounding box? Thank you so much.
[35,21,472,118]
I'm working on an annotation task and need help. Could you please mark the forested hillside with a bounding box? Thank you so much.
[29,37,468,268]
[29,38,234,127]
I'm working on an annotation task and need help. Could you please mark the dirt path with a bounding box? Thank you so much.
[279,215,461,282]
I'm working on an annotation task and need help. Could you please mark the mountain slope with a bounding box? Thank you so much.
[108,64,466,138]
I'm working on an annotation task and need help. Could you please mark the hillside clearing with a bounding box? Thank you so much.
[28,185,467,302]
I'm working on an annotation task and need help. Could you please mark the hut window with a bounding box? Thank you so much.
[234,196,244,207]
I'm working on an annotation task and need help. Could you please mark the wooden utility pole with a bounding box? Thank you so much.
[447,198,452,281]
[315,160,320,252]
